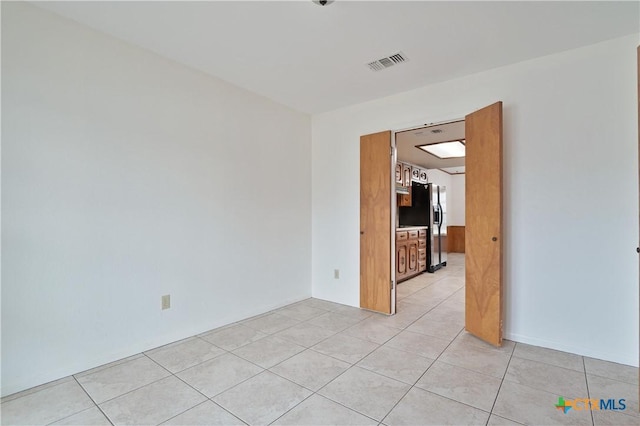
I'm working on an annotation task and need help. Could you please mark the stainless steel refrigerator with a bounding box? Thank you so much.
[428,184,447,272]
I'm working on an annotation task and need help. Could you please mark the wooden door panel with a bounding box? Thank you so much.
[360,131,392,314]
[465,102,503,346]
[397,243,407,276]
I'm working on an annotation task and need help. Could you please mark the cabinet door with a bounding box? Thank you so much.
[402,164,412,187]
[396,241,407,277]
[419,170,428,183]
[395,163,403,185]
[398,185,412,207]
[408,241,418,273]
[411,167,420,182]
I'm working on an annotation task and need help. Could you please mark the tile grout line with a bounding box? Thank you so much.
[378,325,469,424]
[583,356,596,426]
[69,375,115,426]
[485,337,517,425]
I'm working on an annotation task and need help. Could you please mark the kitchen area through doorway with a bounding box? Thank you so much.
[394,120,466,292]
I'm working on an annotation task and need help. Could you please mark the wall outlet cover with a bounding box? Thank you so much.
[161,295,170,310]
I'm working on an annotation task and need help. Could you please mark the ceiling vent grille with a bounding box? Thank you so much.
[367,52,408,72]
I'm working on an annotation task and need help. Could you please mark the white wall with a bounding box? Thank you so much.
[1,2,311,396]
[449,174,466,226]
[312,34,639,366]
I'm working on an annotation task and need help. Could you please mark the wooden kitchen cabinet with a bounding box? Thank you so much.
[398,185,412,207]
[407,240,418,274]
[402,164,412,187]
[395,163,403,185]
[396,228,428,282]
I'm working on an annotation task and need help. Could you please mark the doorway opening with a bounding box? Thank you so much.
[393,119,467,335]
[359,102,503,347]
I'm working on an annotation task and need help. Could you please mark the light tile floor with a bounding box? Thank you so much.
[2,254,638,425]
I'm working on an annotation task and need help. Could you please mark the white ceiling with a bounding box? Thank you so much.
[34,1,639,114]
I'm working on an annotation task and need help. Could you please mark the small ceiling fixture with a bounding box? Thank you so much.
[313,0,334,6]
[418,140,466,159]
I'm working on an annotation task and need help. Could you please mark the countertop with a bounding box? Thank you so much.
[396,226,428,231]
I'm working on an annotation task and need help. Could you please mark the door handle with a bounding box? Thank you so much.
[492,237,497,241]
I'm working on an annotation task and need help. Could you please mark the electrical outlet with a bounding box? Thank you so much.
[334,269,340,279]
[161,295,170,310]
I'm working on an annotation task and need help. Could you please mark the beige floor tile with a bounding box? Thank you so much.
[415,361,502,412]
[318,367,410,421]
[75,356,170,403]
[99,376,205,425]
[420,304,465,325]
[584,357,639,385]
[311,333,379,364]
[161,400,244,425]
[176,353,263,397]
[73,354,145,379]
[232,335,305,368]
[395,300,431,315]
[1,376,77,403]
[357,346,434,385]
[0,379,94,425]
[330,304,375,320]
[270,349,350,391]
[405,317,463,341]
[513,342,584,372]
[438,338,511,378]
[486,414,524,425]
[505,357,588,397]
[272,394,377,425]
[276,304,327,321]
[241,313,301,334]
[493,380,592,425]
[295,298,343,311]
[51,406,111,425]
[592,409,639,425]
[273,322,336,347]
[306,312,363,332]
[453,331,516,355]
[369,311,423,330]
[213,371,311,425]
[342,318,402,344]
[200,323,267,350]
[382,387,490,425]
[384,330,450,359]
[587,374,638,416]
[144,337,226,373]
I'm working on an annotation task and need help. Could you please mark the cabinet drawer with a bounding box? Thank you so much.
[408,230,419,239]
[418,229,427,238]
[418,260,427,272]
[418,238,427,248]
[396,231,408,241]
[418,248,426,261]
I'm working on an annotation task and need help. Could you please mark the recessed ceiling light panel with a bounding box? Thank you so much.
[418,141,465,159]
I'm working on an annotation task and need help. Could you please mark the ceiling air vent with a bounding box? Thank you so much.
[367,52,408,72]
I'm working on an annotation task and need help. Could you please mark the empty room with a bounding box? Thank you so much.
[2,1,639,425]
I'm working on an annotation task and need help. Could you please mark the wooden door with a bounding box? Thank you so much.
[465,102,503,346]
[360,131,392,313]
